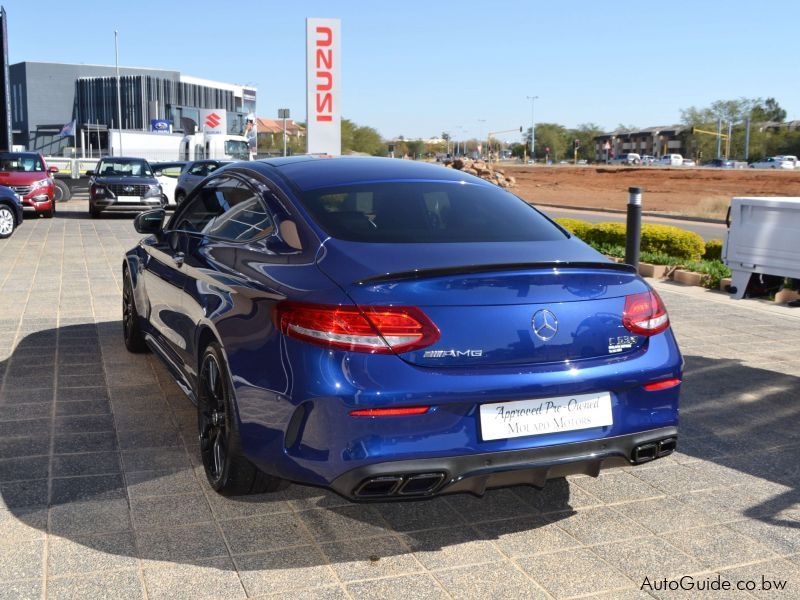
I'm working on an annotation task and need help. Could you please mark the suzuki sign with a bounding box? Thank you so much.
[306,17,341,155]
[200,109,226,135]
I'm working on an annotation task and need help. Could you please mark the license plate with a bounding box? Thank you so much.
[116,196,142,203]
[479,392,613,441]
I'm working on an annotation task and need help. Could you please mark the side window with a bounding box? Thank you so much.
[206,163,221,175]
[188,163,206,176]
[172,176,274,242]
[173,177,231,233]
[207,181,274,242]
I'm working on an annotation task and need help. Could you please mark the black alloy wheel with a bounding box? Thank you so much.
[122,272,148,353]
[197,342,286,495]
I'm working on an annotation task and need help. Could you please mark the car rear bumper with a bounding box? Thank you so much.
[329,426,678,500]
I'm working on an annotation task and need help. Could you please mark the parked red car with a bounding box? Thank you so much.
[0,152,57,218]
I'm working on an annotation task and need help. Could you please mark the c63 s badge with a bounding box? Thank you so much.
[608,336,637,354]
[423,349,484,358]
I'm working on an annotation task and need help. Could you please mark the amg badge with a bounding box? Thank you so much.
[423,349,484,358]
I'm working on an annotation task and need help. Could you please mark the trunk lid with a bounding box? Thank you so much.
[317,239,652,367]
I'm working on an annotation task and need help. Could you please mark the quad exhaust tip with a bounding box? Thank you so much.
[632,437,677,464]
[354,472,446,498]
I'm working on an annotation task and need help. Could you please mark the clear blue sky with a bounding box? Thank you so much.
[6,0,797,141]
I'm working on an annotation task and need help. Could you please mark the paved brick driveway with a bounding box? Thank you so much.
[1,199,799,599]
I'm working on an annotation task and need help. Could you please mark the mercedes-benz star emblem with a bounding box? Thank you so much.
[532,309,558,341]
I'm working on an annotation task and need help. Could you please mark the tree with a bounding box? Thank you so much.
[570,123,604,161]
[341,118,386,156]
[526,123,568,160]
[751,97,787,123]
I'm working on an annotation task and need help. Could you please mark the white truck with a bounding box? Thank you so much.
[108,130,250,162]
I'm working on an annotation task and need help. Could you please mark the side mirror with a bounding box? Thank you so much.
[85,170,94,177]
[154,171,162,177]
[48,165,59,174]
[134,209,166,235]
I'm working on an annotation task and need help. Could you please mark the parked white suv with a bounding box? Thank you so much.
[610,153,641,165]
[659,154,683,166]
[749,157,795,169]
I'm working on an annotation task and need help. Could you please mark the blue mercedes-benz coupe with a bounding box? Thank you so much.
[123,157,681,499]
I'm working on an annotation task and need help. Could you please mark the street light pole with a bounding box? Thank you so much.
[526,96,538,163]
[114,30,123,155]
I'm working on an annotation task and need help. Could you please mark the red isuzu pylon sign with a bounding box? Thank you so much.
[306,17,341,155]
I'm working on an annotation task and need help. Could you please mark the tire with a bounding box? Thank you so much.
[122,271,148,353]
[174,190,186,206]
[53,179,71,202]
[90,204,101,219]
[0,206,15,239]
[42,205,54,219]
[197,342,286,495]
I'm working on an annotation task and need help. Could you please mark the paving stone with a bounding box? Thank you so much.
[401,525,505,569]
[320,535,423,582]
[433,561,548,599]
[518,547,634,598]
[374,496,464,532]
[121,447,191,473]
[53,431,118,454]
[298,505,390,542]
[130,492,213,530]
[511,478,603,513]
[49,498,131,536]
[591,536,704,581]
[235,545,337,595]
[473,515,580,558]
[220,511,311,554]
[51,451,121,477]
[0,579,42,600]
[126,469,203,499]
[572,470,664,504]
[47,531,138,576]
[0,539,44,582]
[141,557,245,600]
[346,574,448,599]
[663,524,778,570]
[443,488,536,524]
[50,473,126,505]
[549,505,651,545]
[46,568,145,600]
[136,522,228,561]
[0,479,49,509]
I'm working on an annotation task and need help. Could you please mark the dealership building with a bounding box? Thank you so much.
[593,125,687,161]
[9,61,257,155]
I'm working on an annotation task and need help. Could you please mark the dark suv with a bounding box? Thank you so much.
[88,157,163,218]
[0,152,57,218]
[0,185,23,238]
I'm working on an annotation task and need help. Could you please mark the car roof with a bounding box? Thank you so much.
[241,156,488,191]
[0,151,41,157]
[98,156,151,162]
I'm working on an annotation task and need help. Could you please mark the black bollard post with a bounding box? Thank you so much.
[625,187,642,269]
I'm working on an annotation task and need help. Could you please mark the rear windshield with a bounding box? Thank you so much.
[298,181,566,243]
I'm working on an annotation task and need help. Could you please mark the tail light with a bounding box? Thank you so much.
[273,301,440,353]
[643,378,681,391]
[623,290,669,336]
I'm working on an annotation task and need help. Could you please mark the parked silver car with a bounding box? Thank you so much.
[173,160,232,205]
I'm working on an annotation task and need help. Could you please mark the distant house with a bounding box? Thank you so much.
[256,118,305,147]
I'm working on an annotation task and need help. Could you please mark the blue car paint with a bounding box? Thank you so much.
[126,157,682,496]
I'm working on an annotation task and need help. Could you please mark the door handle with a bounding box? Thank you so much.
[173,252,185,267]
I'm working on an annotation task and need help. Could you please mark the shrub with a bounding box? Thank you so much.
[682,259,732,289]
[639,250,681,266]
[593,243,625,258]
[554,218,592,240]
[583,222,626,247]
[640,224,705,261]
[703,239,723,261]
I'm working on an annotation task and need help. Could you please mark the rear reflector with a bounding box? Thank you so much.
[350,406,431,417]
[643,378,681,391]
[623,290,670,336]
[273,302,440,353]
